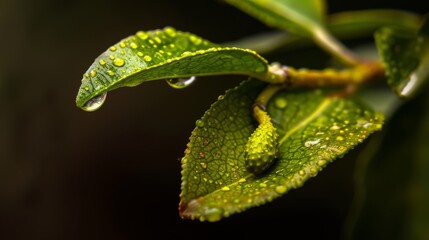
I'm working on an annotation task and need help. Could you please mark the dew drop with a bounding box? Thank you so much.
[82,92,107,112]
[203,207,223,222]
[130,42,138,49]
[154,37,162,44]
[317,159,327,167]
[107,70,115,76]
[238,178,246,183]
[137,31,149,40]
[109,46,117,51]
[164,26,177,37]
[336,136,344,141]
[221,186,230,191]
[90,70,97,78]
[274,98,287,109]
[275,185,287,194]
[200,162,207,169]
[196,119,204,127]
[166,76,196,89]
[144,55,152,62]
[330,125,340,130]
[304,139,321,147]
[137,51,144,57]
[113,58,125,67]
[189,35,202,45]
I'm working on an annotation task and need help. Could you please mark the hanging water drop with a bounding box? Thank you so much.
[166,76,196,89]
[82,92,107,112]
[274,98,287,109]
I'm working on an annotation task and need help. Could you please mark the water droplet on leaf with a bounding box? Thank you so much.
[275,185,287,194]
[274,98,287,109]
[113,58,125,67]
[90,70,97,78]
[304,139,320,147]
[166,76,196,89]
[144,55,152,62]
[130,42,138,49]
[203,207,223,222]
[82,92,107,112]
[196,119,204,127]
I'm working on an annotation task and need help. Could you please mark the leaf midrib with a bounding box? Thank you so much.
[279,97,333,145]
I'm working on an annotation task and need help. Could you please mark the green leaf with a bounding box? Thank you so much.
[225,0,364,65]
[75,27,270,111]
[225,0,326,37]
[375,18,429,98]
[179,79,384,222]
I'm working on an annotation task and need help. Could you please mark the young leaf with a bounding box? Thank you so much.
[179,79,384,222]
[225,0,326,37]
[225,0,362,65]
[375,18,429,98]
[75,27,270,111]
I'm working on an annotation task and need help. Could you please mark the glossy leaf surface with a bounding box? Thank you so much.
[179,79,384,222]
[225,0,326,37]
[76,27,269,111]
[375,18,429,98]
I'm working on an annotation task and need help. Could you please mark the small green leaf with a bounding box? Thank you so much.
[75,27,270,111]
[225,0,326,37]
[375,18,429,98]
[179,79,384,222]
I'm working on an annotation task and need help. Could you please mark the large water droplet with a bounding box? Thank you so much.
[203,207,223,222]
[113,58,125,67]
[82,92,107,112]
[275,185,287,194]
[274,98,287,109]
[304,139,321,147]
[166,76,196,89]
[130,42,138,49]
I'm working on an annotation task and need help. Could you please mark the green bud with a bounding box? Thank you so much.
[244,106,279,174]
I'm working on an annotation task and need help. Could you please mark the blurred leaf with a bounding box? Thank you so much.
[348,88,429,240]
[227,10,421,56]
[375,17,429,98]
[225,0,326,37]
[75,27,269,111]
[329,10,421,40]
[179,79,383,222]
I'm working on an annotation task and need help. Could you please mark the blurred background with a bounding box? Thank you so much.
[0,0,426,239]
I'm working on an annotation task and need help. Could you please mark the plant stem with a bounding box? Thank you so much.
[312,26,363,66]
[285,62,385,88]
[254,84,284,108]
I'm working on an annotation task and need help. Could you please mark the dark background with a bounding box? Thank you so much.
[0,0,427,239]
